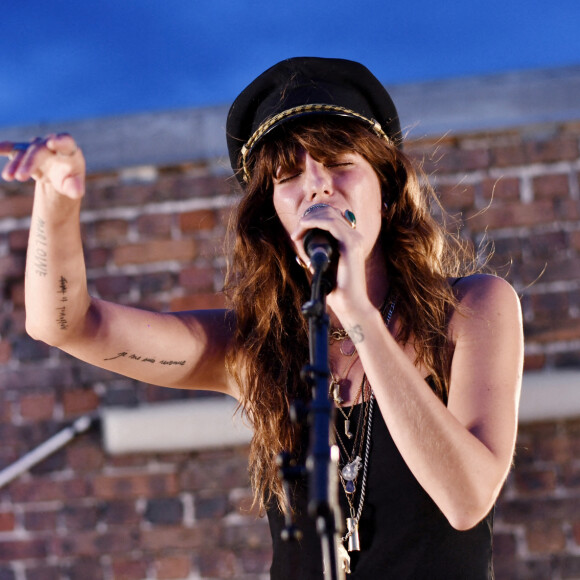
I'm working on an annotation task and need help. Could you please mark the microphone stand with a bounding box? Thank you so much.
[300,245,345,580]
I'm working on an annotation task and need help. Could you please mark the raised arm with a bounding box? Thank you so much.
[337,274,523,530]
[1,136,236,396]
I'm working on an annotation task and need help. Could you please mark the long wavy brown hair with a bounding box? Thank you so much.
[224,117,478,513]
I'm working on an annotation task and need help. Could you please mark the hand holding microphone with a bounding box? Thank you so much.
[301,207,356,295]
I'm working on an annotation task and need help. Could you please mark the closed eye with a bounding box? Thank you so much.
[276,171,301,184]
[326,162,352,169]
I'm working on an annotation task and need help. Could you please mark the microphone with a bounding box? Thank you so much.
[303,229,338,264]
[303,229,339,294]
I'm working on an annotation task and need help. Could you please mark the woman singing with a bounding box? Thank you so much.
[1,57,523,579]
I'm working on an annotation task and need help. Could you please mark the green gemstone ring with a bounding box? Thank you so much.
[343,209,356,229]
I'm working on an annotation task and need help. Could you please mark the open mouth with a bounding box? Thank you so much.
[302,203,331,218]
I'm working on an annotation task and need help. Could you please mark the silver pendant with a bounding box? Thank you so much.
[344,419,353,439]
[347,518,360,551]
[341,456,362,494]
[330,380,343,405]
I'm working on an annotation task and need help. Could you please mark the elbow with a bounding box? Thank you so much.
[25,317,61,347]
[443,481,500,531]
[447,507,491,532]
[25,313,80,348]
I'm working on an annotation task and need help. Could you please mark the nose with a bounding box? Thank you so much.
[303,154,332,200]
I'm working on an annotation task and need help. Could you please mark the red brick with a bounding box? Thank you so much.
[9,279,24,307]
[0,538,48,562]
[533,174,569,198]
[23,508,58,531]
[51,528,138,558]
[0,195,34,218]
[10,477,91,502]
[0,511,15,532]
[113,239,196,266]
[196,548,239,577]
[555,198,580,221]
[94,219,129,243]
[179,209,217,232]
[194,236,228,260]
[223,520,271,549]
[514,467,557,494]
[525,136,579,163]
[25,564,61,580]
[62,557,103,580]
[93,472,179,500]
[155,555,191,579]
[62,389,100,416]
[531,291,569,320]
[436,183,476,210]
[8,228,29,251]
[178,266,215,292]
[140,522,220,550]
[481,176,520,201]
[136,213,172,238]
[523,353,546,371]
[170,292,226,311]
[100,499,140,526]
[0,254,25,278]
[62,503,99,531]
[66,442,105,472]
[0,340,12,364]
[85,247,110,269]
[571,230,580,251]
[491,143,526,167]
[526,520,567,553]
[180,448,251,491]
[93,275,132,299]
[194,492,229,520]
[110,557,149,579]
[528,257,580,284]
[239,547,273,575]
[20,392,56,421]
[524,320,580,343]
[467,200,556,231]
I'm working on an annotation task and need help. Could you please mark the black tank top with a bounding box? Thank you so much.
[267,401,494,579]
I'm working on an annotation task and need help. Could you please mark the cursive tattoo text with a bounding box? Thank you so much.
[104,351,186,366]
[56,276,69,329]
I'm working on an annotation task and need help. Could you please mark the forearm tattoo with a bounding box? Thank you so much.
[104,351,186,367]
[345,324,364,344]
[32,218,48,277]
[56,276,68,330]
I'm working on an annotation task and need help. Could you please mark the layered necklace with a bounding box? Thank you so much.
[329,298,396,562]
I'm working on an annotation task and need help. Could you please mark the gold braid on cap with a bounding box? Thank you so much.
[240,103,391,183]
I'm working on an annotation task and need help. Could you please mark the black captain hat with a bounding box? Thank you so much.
[226,57,402,184]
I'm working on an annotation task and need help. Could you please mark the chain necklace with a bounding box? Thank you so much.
[329,328,357,356]
[329,354,364,438]
[333,297,396,558]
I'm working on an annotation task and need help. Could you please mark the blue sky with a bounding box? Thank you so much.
[1,0,579,128]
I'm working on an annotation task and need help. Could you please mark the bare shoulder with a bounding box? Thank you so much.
[452,273,518,302]
[449,274,522,340]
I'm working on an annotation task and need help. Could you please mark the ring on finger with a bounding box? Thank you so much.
[343,209,356,229]
[11,143,30,153]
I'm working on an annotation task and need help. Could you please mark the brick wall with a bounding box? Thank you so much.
[0,116,579,579]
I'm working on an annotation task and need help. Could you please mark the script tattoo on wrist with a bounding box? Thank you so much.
[345,325,364,344]
[104,351,186,367]
[56,276,69,330]
[33,218,48,277]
